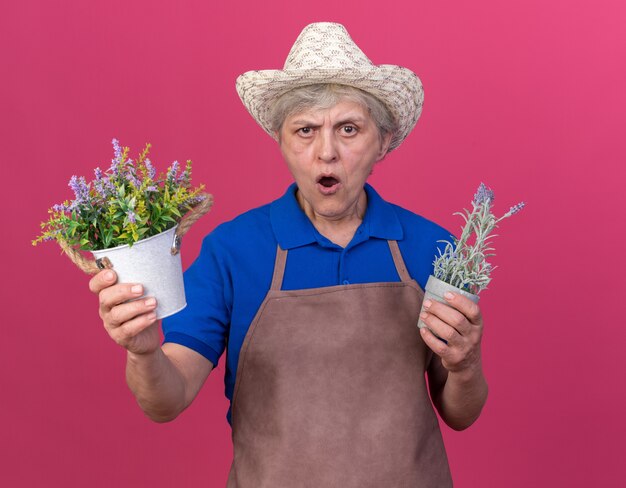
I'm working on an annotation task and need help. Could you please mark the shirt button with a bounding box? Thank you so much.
[343,280,350,285]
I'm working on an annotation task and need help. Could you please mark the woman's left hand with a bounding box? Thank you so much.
[419,292,484,374]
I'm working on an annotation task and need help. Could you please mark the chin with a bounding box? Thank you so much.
[313,203,350,219]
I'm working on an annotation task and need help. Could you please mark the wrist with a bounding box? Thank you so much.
[448,359,485,384]
[126,347,165,374]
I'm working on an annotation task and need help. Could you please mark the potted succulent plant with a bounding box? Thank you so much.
[417,183,525,329]
[33,139,213,319]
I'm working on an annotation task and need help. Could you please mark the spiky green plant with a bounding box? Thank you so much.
[433,183,525,294]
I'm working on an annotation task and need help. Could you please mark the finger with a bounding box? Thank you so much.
[108,310,159,348]
[420,309,459,345]
[89,269,118,294]
[98,283,145,316]
[442,292,482,325]
[420,326,450,358]
[105,296,157,329]
[422,299,471,336]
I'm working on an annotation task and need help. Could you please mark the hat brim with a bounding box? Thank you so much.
[236,65,424,151]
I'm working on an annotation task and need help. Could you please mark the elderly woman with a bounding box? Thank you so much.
[90,23,487,487]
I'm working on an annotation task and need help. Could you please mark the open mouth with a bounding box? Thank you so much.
[316,175,341,195]
[318,176,339,188]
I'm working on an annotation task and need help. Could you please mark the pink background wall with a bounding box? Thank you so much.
[2,0,624,486]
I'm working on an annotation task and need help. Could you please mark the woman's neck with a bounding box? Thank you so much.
[297,190,367,248]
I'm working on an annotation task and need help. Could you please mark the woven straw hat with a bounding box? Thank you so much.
[236,22,424,151]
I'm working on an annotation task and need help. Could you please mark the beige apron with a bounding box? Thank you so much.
[227,241,452,487]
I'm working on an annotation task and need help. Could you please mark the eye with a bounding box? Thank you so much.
[296,127,313,136]
[341,125,357,135]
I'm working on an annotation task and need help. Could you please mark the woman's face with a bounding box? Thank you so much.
[278,99,392,223]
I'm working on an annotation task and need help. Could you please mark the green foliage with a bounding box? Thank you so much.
[433,184,525,295]
[33,140,206,251]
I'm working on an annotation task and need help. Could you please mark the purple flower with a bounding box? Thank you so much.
[127,210,136,224]
[95,175,116,198]
[93,167,113,198]
[145,185,158,192]
[186,194,207,206]
[166,161,180,183]
[52,203,70,212]
[125,171,141,188]
[497,201,526,222]
[111,138,123,175]
[508,202,526,215]
[93,166,115,198]
[473,183,495,206]
[144,158,156,179]
[69,175,89,200]
[68,175,90,210]
[112,138,122,161]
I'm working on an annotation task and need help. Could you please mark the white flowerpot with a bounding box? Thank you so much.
[91,225,186,319]
[417,275,479,329]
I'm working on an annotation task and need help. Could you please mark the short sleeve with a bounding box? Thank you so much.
[162,234,232,367]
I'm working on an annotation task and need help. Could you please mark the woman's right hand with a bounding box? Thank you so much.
[89,270,161,355]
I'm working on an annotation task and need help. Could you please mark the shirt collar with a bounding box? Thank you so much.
[270,183,404,250]
[270,184,317,249]
[362,183,404,241]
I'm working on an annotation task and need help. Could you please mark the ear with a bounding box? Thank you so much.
[376,132,393,162]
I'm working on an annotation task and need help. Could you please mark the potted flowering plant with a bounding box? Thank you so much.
[33,139,213,319]
[417,183,525,329]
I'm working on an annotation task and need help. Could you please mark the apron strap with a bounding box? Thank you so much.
[270,245,288,291]
[271,241,411,290]
[387,240,412,283]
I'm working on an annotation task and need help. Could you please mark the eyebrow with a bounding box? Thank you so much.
[287,114,368,127]
[287,118,319,127]
[334,116,367,127]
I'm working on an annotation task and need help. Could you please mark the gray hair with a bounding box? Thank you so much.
[269,84,398,144]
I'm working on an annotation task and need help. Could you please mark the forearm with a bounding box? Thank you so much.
[436,363,488,431]
[126,348,187,422]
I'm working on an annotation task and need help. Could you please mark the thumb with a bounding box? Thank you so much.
[88,269,118,294]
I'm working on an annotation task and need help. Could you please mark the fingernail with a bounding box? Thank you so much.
[420,312,428,320]
[131,285,143,294]
[147,312,157,320]
[444,292,455,300]
[105,271,115,281]
[145,298,156,307]
[423,300,432,309]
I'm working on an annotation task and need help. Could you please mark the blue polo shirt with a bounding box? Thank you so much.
[162,183,453,423]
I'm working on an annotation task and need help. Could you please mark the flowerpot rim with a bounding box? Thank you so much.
[425,275,480,301]
[91,224,178,256]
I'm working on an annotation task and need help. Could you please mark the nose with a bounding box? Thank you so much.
[316,129,338,163]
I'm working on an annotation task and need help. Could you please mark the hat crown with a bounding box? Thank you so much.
[236,22,424,151]
[283,22,373,70]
